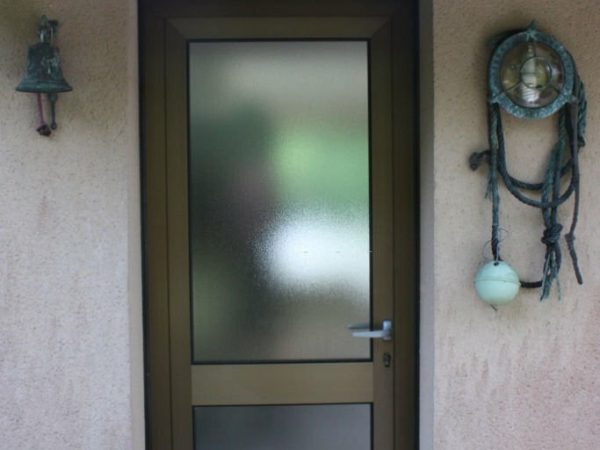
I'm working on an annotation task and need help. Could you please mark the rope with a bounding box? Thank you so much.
[470,76,586,300]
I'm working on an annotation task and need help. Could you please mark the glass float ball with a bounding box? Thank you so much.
[500,42,564,109]
[474,261,520,305]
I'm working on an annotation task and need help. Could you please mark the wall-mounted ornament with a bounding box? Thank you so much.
[16,16,72,136]
[475,261,521,306]
[470,21,587,302]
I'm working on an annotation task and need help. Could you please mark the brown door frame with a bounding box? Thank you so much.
[140,1,418,449]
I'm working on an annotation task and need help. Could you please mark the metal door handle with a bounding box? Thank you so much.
[348,320,392,341]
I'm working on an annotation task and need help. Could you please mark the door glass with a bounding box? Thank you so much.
[194,404,371,450]
[189,41,370,363]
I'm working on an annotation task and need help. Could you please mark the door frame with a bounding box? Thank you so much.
[140,1,418,449]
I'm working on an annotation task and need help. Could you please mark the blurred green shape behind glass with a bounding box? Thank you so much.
[189,41,370,362]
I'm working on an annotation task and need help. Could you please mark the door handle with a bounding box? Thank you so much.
[348,320,392,341]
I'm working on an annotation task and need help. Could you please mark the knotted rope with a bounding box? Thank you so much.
[470,76,586,300]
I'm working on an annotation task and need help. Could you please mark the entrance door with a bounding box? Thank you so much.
[143,6,417,450]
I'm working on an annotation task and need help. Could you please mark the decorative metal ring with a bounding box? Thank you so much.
[488,23,574,119]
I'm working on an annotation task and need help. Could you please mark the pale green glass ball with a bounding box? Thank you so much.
[474,261,520,305]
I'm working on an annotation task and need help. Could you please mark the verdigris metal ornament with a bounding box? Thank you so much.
[488,21,575,120]
[470,21,587,301]
[16,16,72,136]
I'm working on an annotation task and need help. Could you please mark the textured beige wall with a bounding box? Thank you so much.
[3,0,600,449]
[423,0,600,449]
[0,1,143,449]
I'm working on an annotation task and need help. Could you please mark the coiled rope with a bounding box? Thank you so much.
[470,76,586,300]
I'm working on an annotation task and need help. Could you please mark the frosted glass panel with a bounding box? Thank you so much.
[189,41,370,362]
[194,404,371,450]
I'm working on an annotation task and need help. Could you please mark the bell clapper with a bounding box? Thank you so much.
[48,93,58,130]
[36,93,51,137]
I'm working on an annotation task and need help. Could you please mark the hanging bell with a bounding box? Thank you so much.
[16,16,72,135]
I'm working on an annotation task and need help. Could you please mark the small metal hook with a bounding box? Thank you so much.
[481,228,509,262]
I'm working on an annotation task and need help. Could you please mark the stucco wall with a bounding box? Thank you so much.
[0,1,143,449]
[422,1,600,449]
[3,0,600,449]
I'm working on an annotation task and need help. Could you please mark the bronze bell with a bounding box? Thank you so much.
[16,16,72,135]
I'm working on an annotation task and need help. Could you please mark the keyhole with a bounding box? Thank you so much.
[383,352,392,368]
